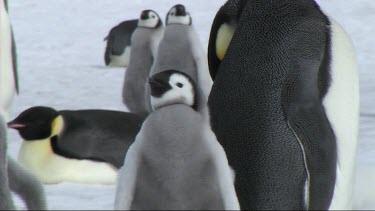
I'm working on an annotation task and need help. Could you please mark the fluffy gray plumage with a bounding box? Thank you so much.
[151,25,198,82]
[0,115,47,210]
[116,69,238,209]
[145,25,196,112]
[0,115,14,210]
[7,158,47,210]
[122,24,163,117]
[115,105,236,210]
[145,24,212,114]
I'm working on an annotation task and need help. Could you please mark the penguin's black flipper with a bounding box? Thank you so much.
[104,19,138,66]
[104,35,112,66]
[4,0,8,11]
[113,20,138,56]
[286,102,336,210]
[11,30,19,93]
[282,19,336,210]
[5,1,19,93]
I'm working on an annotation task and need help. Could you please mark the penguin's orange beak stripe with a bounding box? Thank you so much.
[7,123,26,129]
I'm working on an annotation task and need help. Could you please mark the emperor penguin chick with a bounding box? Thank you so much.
[115,70,239,210]
[145,4,213,113]
[122,10,164,117]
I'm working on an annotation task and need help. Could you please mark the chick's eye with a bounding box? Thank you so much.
[176,83,183,88]
[152,15,155,18]
[171,12,175,16]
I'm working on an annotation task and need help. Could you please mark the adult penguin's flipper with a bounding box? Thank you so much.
[282,17,337,210]
[104,35,112,66]
[11,30,19,93]
[287,102,336,210]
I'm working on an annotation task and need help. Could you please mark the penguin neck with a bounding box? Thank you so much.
[150,26,164,57]
[18,115,65,169]
[19,138,54,164]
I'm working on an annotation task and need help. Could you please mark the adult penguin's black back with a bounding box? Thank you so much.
[57,109,144,168]
[104,19,138,66]
[206,0,353,209]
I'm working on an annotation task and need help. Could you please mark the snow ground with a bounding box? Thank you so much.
[6,0,375,209]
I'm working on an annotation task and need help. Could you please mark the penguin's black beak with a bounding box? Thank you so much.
[174,4,187,16]
[7,120,26,130]
[149,77,171,97]
[149,77,165,88]
[140,11,149,20]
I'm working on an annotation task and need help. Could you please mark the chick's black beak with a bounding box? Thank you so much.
[149,77,170,97]
[149,77,165,88]
[140,11,149,20]
[175,5,187,16]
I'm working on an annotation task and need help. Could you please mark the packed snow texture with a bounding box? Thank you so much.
[5,0,375,209]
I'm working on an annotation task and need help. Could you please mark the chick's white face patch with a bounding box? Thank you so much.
[138,11,160,28]
[167,8,191,25]
[151,73,194,110]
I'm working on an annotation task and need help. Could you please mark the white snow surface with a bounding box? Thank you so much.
[5,0,375,210]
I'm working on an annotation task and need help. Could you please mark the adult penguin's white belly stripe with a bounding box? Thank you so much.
[323,18,360,210]
[0,0,18,121]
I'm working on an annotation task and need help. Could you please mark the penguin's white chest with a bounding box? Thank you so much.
[0,4,16,120]
[109,47,131,67]
[18,139,118,185]
[322,18,359,210]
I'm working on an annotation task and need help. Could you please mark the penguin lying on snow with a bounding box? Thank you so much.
[1,0,19,121]
[145,4,213,114]
[208,0,359,210]
[8,106,144,185]
[104,19,138,67]
[115,70,239,210]
[122,10,163,117]
[0,114,47,210]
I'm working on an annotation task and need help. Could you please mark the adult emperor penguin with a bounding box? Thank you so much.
[0,0,19,121]
[0,115,47,210]
[145,4,213,113]
[114,70,239,210]
[104,19,138,67]
[8,106,144,185]
[122,10,163,117]
[207,0,359,210]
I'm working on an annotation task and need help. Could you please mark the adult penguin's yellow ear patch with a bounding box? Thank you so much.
[216,23,236,61]
[51,115,64,137]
